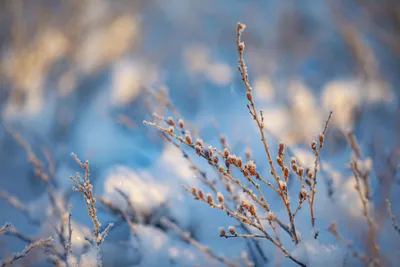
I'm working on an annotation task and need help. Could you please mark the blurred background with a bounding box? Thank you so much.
[0,0,399,266]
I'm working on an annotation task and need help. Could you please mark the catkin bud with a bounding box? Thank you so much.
[249,205,256,216]
[311,141,317,151]
[297,167,304,177]
[191,187,197,196]
[319,134,324,148]
[247,92,253,101]
[267,212,275,221]
[277,157,284,168]
[218,165,225,173]
[206,193,213,205]
[178,119,184,128]
[217,192,224,203]
[278,142,285,158]
[283,167,289,181]
[184,131,192,145]
[278,180,287,191]
[223,148,229,158]
[219,227,226,237]
[246,160,256,176]
[167,126,174,134]
[237,23,246,33]
[228,226,236,235]
[198,190,204,200]
[236,157,243,168]
[167,117,175,126]
[208,146,213,158]
[213,155,219,164]
[195,145,202,156]
[241,201,249,210]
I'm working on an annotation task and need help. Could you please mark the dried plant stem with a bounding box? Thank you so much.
[386,199,400,235]
[351,161,380,264]
[309,111,333,227]
[70,153,113,267]
[328,223,370,265]
[0,237,53,267]
[236,23,299,244]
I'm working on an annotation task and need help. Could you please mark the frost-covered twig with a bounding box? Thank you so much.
[309,111,332,227]
[327,222,370,265]
[0,236,53,267]
[70,153,113,267]
[350,160,380,263]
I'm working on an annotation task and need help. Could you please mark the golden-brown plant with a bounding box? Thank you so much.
[144,23,333,267]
